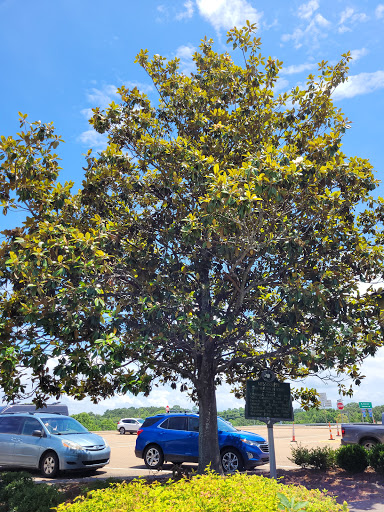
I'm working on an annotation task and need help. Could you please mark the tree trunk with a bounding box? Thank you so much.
[197,354,222,474]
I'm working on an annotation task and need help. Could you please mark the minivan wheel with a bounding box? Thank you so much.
[119,427,126,435]
[40,451,59,478]
[144,445,164,469]
[221,448,244,473]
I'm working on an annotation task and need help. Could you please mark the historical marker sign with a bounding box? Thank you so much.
[245,379,294,421]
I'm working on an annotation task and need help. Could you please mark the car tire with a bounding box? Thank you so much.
[143,444,164,470]
[221,448,244,473]
[119,427,126,435]
[360,438,379,450]
[40,451,59,478]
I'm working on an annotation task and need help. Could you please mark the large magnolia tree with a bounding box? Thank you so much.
[1,24,384,472]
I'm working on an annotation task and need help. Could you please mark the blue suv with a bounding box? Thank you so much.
[135,413,269,472]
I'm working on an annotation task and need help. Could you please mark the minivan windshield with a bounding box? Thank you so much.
[217,417,237,433]
[43,417,89,435]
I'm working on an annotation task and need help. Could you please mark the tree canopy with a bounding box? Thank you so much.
[1,23,384,472]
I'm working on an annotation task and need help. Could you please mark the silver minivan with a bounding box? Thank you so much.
[0,413,110,477]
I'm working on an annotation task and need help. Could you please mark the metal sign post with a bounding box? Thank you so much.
[266,419,277,479]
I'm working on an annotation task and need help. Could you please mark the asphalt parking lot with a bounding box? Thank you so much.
[34,424,342,482]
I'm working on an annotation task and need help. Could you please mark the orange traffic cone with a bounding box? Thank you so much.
[336,423,341,436]
[328,422,334,440]
[291,422,297,442]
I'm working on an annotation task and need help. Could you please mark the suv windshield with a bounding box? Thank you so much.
[43,417,89,435]
[217,417,237,432]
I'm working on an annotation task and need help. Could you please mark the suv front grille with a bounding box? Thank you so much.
[259,443,269,453]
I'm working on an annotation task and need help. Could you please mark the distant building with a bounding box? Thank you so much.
[319,393,332,409]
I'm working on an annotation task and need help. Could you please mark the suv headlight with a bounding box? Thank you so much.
[62,439,86,451]
[241,439,262,447]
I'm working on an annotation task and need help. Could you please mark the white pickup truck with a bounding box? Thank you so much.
[341,413,384,449]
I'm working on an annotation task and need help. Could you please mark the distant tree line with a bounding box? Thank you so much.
[72,402,384,431]
[294,402,384,424]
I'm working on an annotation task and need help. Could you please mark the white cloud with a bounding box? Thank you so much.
[339,7,368,24]
[333,70,384,100]
[340,7,354,24]
[80,107,94,120]
[350,47,368,62]
[85,84,118,109]
[338,7,368,32]
[273,77,290,93]
[196,0,262,31]
[84,82,153,110]
[314,13,330,27]
[87,85,117,108]
[176,0,194,20]
[338,25,351,33]
[176,44,196,60]
[124,81,154,95]
[281,62,314,75]
[281,13,330,49]
[176,44,197,74]
[376,4,384,19]
[297,0,319,20]
[77,129,108,151]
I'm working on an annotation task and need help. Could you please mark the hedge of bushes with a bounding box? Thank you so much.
[290,442,384,474]
[56,472,346,512]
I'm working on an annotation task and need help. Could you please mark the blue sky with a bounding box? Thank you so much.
[1,0,384,414]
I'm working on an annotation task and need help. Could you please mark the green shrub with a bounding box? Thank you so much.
[289,445,336,470]
[289,444,311,468]
[336,444,369,473]
[368,443,384,475]
[0,471,33,507]
[0,471,62,512]
[56,471,347,512]
[308,446,336,471]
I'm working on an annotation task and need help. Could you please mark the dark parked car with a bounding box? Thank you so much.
[135,413,269,472]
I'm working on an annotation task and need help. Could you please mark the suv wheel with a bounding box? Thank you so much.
[119,427,126,435]
[40,451,59,478]
[221,448,244,473]
[144,445,164,469]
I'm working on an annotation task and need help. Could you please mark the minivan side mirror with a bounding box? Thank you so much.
[32,430,43,437]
